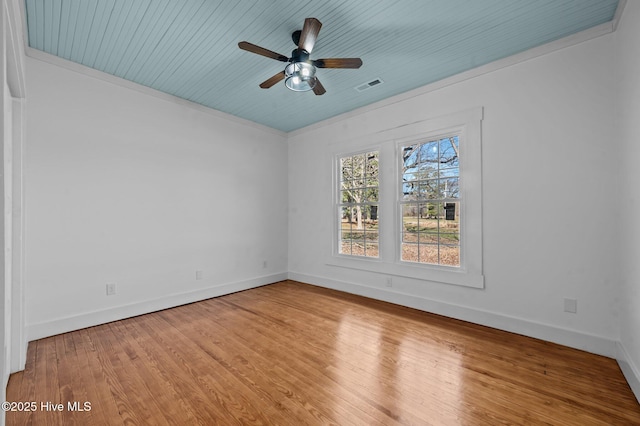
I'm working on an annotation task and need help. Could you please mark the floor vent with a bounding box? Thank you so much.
[355,78,384,92]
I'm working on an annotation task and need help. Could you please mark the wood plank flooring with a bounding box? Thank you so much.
[6,280,640,425]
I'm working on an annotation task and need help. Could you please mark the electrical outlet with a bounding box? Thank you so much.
[195,270,203,280]
[564,298,577,313]
[106,283,116,296]
[386,277,393,287]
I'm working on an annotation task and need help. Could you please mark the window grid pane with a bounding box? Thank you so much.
[339,151,379,258]
[401,136,460,267]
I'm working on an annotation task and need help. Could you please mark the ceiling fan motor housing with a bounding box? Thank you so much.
[291,48,310,63]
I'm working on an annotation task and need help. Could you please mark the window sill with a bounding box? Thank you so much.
[326,255,484,289]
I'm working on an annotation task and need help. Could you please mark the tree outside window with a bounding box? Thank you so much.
[339,151,379,258]
[400,136,460,267]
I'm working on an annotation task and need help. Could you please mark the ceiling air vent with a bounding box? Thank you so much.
[355,78,384,92]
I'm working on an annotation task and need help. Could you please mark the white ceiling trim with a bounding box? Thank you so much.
[24,46,288,138]
[5,0,27,98]
[289,17,619,138]
[19,0,623,136]
[612,0,627,31]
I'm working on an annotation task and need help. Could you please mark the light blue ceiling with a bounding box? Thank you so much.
[24,0,619,132]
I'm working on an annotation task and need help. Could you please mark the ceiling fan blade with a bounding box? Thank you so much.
[238,41,289,62]
[259,71,285,89]
[313,78,326,95]
[298,18,322,53]
[314,58,363,69]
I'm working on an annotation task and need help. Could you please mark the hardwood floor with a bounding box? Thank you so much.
[6,280,640,425]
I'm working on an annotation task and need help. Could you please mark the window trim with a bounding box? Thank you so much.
[328,107,483,289]
[333,149,381,259]
[333,148,382,260]
[397,132,462,269]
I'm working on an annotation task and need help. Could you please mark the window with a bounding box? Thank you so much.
[329,107,483,288]
[338,151,379,258]
[400,136,460,267]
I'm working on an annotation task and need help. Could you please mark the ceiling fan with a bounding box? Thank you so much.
[238,18,363,95]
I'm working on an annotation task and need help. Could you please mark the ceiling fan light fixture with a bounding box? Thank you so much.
[239,17,362,95]
[285,62,317,92]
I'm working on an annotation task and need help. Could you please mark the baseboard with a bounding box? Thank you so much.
[288,272,618,359]
[27,272,288,342]
[617,342,640,403]
[18,271,640,406]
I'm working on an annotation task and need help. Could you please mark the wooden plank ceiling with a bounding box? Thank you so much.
[24,0,619,132]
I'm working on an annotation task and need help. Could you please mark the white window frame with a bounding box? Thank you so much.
[328,108,483,289]
[333,148,382,260]
[398,132,462,268]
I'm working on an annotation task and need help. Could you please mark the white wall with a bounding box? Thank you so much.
[616,0,640,400]
[24,58,289,339]
[1,1,23,421]
[289,33,619,357]
[1,2,8,413]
